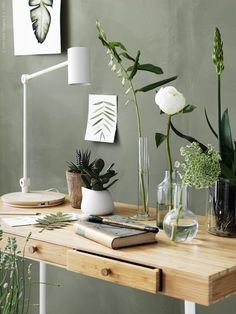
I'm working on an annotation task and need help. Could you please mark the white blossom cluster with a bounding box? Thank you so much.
[175,142,221,189]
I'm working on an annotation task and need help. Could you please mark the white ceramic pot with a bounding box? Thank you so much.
[81,187,114,215]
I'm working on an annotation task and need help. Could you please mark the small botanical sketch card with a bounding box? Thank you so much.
[12,0,61,55]
[85,94,117,143]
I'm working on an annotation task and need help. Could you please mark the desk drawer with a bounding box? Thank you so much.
[1,234,67,267]
[67,250,160,293]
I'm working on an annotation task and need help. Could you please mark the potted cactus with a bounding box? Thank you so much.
[80,158,118,215]
[66,149,92,208]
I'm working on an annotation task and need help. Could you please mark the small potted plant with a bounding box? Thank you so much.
[80,158,118,215]
[66,149,92,208]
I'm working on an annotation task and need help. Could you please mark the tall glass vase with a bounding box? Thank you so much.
[131,137,151,220]
[207,178,236,237]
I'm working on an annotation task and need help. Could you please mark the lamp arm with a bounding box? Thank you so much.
[21,60,68,83]
[20,60,68,193]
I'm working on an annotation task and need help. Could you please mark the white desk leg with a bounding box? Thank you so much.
[184,301,196,314]
[40,262,47,314]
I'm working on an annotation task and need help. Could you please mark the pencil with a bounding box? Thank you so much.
[0,212,41,215]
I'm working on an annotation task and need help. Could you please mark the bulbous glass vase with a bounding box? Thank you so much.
[156,170,187,228]
[163,208,198,242]
[163,184,198,242]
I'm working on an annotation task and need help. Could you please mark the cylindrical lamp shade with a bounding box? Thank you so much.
[68,47,91,85]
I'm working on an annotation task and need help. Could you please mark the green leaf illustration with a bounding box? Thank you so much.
[90,101,116,142]
[29,0,53,44]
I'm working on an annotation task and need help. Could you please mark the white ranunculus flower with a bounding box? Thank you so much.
[155,86,186,115]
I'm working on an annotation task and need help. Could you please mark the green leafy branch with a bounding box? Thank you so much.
[96,20,177,214]
[96,20,177,138]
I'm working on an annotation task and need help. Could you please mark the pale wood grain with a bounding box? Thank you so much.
[67,250,160,293]
[1,199,236,305]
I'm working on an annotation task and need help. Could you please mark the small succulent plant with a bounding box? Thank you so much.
[81,158,118,191]
[67,149,92,173]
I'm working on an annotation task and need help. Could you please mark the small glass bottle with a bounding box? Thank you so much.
[156,171,186,228]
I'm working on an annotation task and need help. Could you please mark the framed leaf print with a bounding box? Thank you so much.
[85,94,118,143]
[12,0,61,55]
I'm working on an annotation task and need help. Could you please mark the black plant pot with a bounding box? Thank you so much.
[207,178,236,237]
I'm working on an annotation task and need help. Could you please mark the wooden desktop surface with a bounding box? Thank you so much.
[0,199,236,306]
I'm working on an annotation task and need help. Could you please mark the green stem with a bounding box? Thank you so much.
[119,63,147,214]
[166,115,173,210]
[119,63,142,138]
[218,74,222,156]
[170,184,183,241]
[166,115,173,174]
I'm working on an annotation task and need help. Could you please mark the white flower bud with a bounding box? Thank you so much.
[121,77,126,85]
[155,86,186,115]
[116,68,122,77]
[111,64,117,72]
[125,87,131,94]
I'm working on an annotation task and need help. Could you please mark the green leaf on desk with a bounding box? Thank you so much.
[35,212,71,233]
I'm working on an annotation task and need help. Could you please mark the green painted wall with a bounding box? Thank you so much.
[1,0,236,313]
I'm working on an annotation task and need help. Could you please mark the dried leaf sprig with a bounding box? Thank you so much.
[35,212,72,233]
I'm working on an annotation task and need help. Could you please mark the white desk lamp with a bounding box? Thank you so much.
[2,47,90,208]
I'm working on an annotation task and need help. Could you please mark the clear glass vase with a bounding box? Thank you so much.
[156,170,186,228]
[163,184,198,242]
[207,178,236,237]
[131,137,151,220]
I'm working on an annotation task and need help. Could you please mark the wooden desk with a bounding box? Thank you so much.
[1,200,236,313]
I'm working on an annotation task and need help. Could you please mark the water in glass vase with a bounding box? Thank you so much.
[156,202,170,228]
[163,209,198,242]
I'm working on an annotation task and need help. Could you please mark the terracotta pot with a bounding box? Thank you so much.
[81,187,114,215]
[66,171,83,209]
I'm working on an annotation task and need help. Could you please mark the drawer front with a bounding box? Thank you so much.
[1,234,67,267]
[67,250,160,293]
